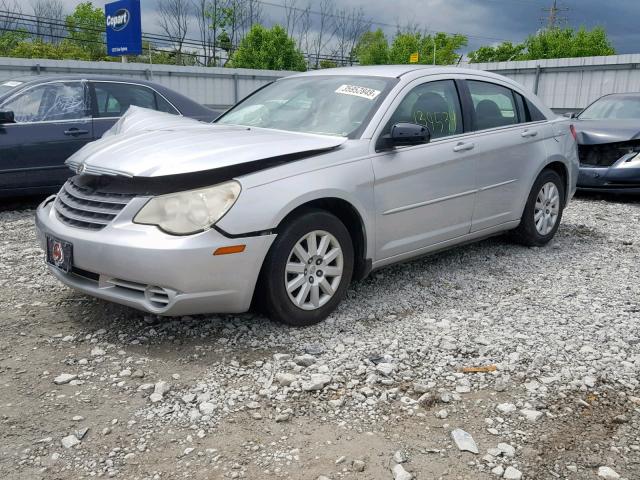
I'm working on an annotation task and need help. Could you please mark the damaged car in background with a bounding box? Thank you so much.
[35,66,578,326]
[572,93,640,193]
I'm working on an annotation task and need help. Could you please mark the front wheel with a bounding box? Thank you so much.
[258,209,354,326]
[512,169,565,247]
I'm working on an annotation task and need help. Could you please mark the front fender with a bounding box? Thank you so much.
[216,158,375,256]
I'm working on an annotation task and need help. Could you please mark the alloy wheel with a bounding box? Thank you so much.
[534,181,560,235]
[284,230,344,310]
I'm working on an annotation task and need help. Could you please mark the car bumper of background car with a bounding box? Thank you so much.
[35,197,276,316]
[577,165,640,193]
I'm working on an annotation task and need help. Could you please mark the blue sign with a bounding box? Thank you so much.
[105,0,142,56]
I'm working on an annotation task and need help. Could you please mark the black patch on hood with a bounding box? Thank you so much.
[73,147,335,195]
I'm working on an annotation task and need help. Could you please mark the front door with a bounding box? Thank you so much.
[0,81,93,193]
[372,79,477,261]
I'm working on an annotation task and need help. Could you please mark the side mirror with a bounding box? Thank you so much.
[381,122,431,149]
[563,112,577,119]
[0,111,15,124]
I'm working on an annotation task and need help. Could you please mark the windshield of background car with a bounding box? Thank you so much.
[579,96,640,120]
[0,79,24,97]
[216,76,395,138]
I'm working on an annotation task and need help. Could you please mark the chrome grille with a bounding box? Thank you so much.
[54,179,135,230]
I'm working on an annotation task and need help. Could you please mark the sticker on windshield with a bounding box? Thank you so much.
[335,84,381,100]
[2,81,22,88]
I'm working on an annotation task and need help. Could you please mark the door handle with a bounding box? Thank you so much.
[453,142,475,152]
[64,128,89,136]
[521,129,538,138]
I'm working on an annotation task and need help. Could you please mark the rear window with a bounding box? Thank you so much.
[467,80,519,130]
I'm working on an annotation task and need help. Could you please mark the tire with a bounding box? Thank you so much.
[258,209,354,326]
[512,169,565,247]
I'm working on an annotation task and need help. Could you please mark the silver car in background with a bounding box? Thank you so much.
[35,66,579,326]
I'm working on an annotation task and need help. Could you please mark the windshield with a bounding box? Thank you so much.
[579,95,640,120]
[216,76,394,137]
[0,79,24,98]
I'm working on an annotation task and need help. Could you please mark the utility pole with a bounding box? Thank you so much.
[541,0,569,28]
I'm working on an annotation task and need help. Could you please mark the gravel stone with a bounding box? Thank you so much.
[53,373,77,385]
[503,466,522,479]
[451,428,479,454]
[597,466,621,479]
[392,464,413,480]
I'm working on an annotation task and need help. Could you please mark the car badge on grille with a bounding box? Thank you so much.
[76,162,86,174]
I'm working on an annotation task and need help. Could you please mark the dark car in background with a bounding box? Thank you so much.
[573,93,640,193]
[0,75,218,197]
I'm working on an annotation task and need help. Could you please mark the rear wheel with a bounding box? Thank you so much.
[259,209,354,326]
[512,169,565,246]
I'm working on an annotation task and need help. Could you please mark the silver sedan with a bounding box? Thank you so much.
[35,66,579,326]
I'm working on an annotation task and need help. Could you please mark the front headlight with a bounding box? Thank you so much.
[134,181,241,235]
[620,152,640,169]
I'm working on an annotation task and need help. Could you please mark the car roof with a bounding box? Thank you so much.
[2,74,164,88]
[289,65,509,81]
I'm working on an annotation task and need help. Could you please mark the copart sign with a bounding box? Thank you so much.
[105,0,142,56]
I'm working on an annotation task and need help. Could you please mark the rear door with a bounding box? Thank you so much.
[90,81,180,138]
[0,80,92,192]
[460,79,552,232]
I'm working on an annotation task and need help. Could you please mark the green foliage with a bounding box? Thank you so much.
[469,27,615,63]
[217,31,232,53]
[355,29,389,65]
[386,31,467,65]
[524,26,614,60]
[468,41,525,63]
[319,59,337,69]
[0,30,30,57]
[228,24,306,71]
[65,2,107,60]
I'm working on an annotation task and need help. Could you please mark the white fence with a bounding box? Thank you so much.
[0,57,296,110]
[466,54,640,113]
[3,54,640,112]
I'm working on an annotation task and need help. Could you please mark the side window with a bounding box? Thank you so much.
[382,80,463,140]
[3,82,88,123]
[467,80,519,130]
[92,82,159,118]
[526,98,547,122]
[155,92,179,114]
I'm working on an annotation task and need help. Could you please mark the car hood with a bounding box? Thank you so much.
[574,119,640,145]
[66,106,347,178]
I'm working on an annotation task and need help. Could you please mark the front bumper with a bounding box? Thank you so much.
[35,196,276,315]
[578,165,640,192]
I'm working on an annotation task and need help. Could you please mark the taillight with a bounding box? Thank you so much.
[569,124,577,141]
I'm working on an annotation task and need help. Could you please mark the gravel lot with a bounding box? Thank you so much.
[1,194,639,480]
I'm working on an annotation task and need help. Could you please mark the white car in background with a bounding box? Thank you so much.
[36,66,578,326]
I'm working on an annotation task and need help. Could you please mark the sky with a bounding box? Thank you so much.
[43,0,640,55]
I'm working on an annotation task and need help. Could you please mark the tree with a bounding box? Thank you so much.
[228,24,306,71]
[468,41,525,63]
[193,0,216,66]
[0,0,23,32]
[31,0,65,44]
[469,26,615,63]
[355,29,389,65]
[332,6,370,65]
[524,26,614,60]
[0,30,29,57]
[65,2,106,60]
[310,0,335,69]
[157,0,190,65]
[388,31,467,65]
